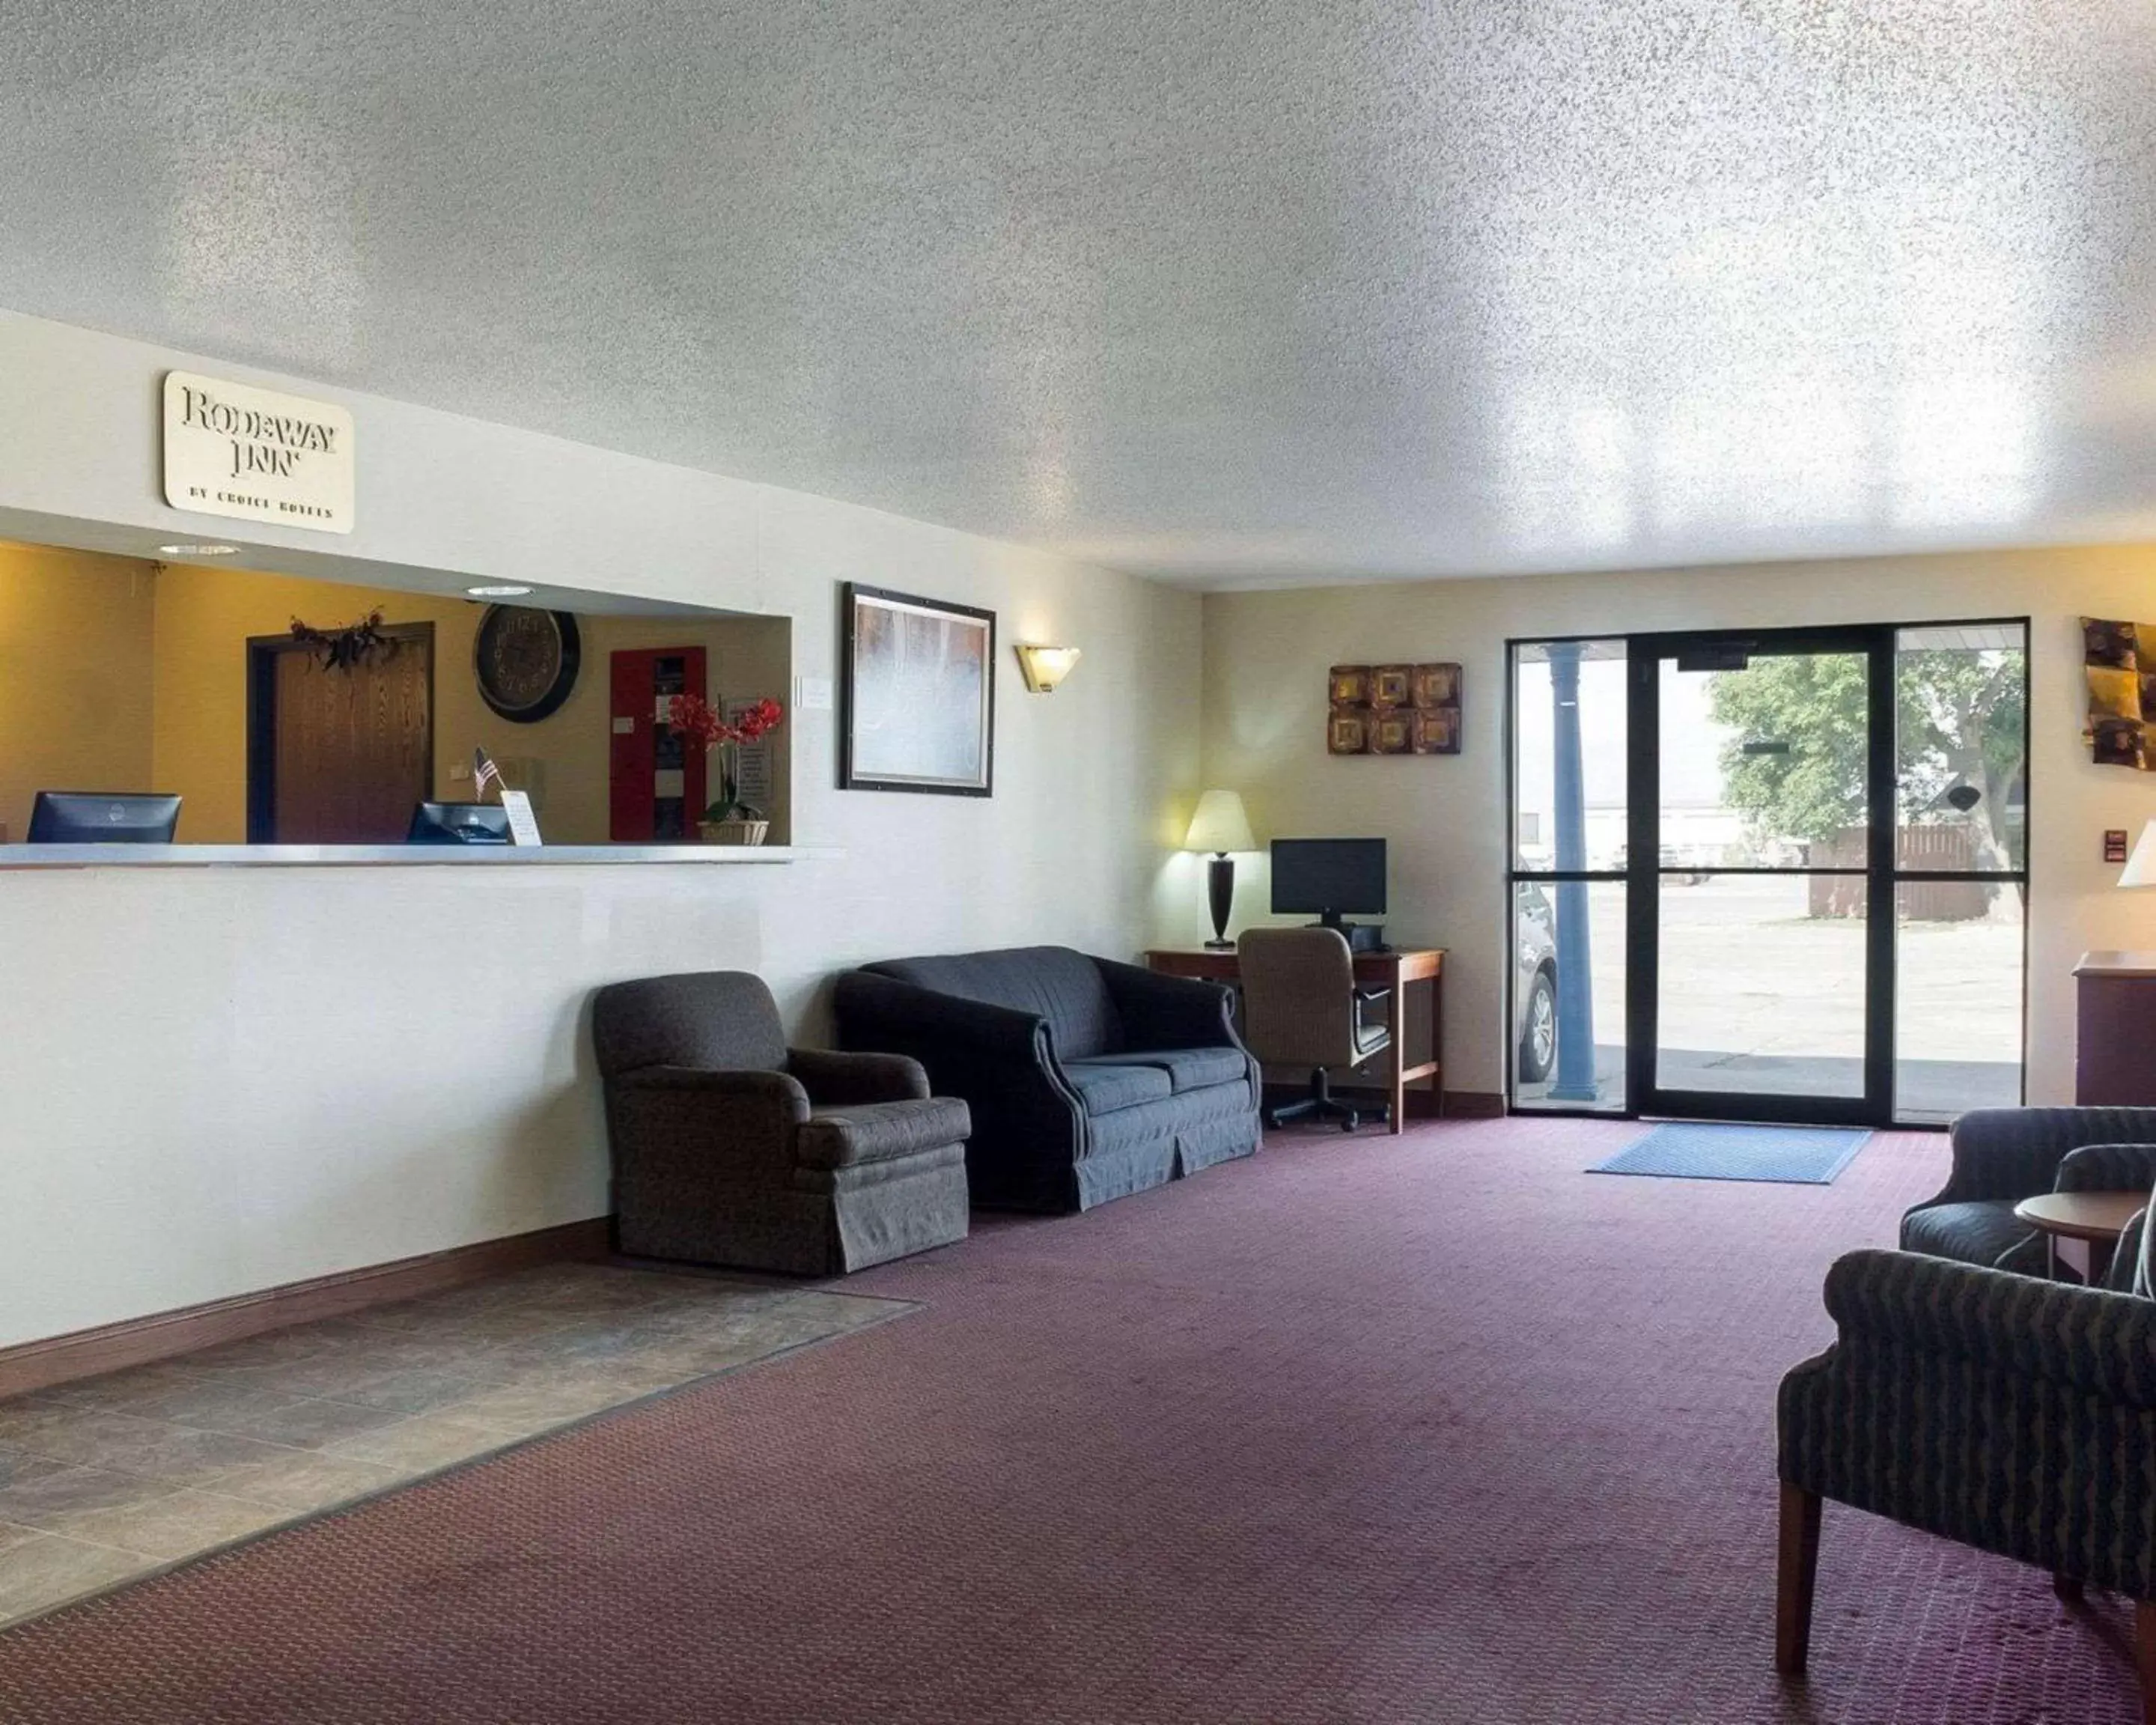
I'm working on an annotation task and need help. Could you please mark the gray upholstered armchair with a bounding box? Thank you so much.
[1777,1237,2156,1718]
[1901,1106,2156,1277]
[591,972,971,1275]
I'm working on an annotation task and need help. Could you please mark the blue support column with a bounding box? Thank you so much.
[1547,642,1599,1102]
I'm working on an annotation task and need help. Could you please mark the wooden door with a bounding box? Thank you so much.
[249,626,434,843]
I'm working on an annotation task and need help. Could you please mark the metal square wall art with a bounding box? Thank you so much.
[1328,662,1462,756]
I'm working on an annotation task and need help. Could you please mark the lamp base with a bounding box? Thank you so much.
[1205,854,1236,949]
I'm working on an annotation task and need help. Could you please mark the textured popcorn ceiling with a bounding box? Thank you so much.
[1,1,2152,587]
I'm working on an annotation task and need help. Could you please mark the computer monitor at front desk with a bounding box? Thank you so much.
[27,791,183,844]
[407,802,514,845]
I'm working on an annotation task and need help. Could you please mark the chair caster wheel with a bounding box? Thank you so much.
[1339,1116,1358,1134]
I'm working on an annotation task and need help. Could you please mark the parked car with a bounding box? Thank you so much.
[1609,842,1708,885]
[1515,882,1559,1084]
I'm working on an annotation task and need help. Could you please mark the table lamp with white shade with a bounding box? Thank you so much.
[2123,821,2156,887]
[1184,789,1256,950]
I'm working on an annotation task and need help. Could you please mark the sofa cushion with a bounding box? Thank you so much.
[1063,1059,1173,1116]
[1086,1077,1261,1162]
[1113,1045,1249,1094]
[860,947,1122,1059]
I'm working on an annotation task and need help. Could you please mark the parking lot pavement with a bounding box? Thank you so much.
[1517,1048,2016,1122]
[1514,874,2023,1113]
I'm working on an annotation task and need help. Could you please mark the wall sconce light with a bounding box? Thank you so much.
[1015,644,1082,693]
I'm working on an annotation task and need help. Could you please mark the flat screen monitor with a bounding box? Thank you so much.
[1270,837,1386,926]
[27,791,182,844]
[407,802,513,845]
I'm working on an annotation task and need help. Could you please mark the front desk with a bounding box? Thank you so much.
[0,532,835,1375]
[0,835,868,1382]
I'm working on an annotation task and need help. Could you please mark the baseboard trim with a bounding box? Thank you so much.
[1440,1090,1505,1119]
[0,1218,613,1399]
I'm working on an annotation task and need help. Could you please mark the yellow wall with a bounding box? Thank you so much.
[148,563,791,843]
[0,541,157,842]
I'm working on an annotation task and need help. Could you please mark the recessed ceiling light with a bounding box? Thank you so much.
[466,584,534,598]
[158,542,238,556]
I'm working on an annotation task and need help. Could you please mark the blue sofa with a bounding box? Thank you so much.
[832,945,1261,1212]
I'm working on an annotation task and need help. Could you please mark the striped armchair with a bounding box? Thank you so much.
[1901,1106,2156,1277]
[1776,1241,2156,1721]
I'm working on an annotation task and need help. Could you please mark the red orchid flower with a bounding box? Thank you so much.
[667,693,726,751]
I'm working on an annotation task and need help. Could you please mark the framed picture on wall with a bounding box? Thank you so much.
[840,583,996,797]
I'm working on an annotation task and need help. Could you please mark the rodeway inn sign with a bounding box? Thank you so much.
[162,371,355,534]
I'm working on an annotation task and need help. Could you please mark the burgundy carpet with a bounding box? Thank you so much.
[0,1118,2140,1724]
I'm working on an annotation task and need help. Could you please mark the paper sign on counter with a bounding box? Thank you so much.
[500,791,543,847]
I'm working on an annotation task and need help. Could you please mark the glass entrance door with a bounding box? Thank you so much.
[1631,633,1884,1124]
[1508,621,2027,1125]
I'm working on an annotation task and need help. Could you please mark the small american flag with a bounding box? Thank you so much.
[472,749,503,800]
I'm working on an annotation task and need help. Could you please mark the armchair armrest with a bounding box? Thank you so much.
[1096,958,1240,1052]
[607,1065,811,1175]
[1818,1248,2156,1407]
[1916,1106,2156,1208]
[796,1096,971,1172]
[787,1047,931,1106]
[2056,1142,2156,1194]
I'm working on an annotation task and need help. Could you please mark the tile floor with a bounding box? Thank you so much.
[0,1262,910,1628]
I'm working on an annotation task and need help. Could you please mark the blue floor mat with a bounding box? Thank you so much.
[1589,1122,1871,1185]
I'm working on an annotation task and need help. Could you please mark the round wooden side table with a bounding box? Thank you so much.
[2012,1190,2147,1287]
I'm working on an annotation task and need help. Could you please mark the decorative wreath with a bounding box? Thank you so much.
[290,610,395,670]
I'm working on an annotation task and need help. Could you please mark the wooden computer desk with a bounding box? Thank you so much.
[1143,946,1445,1134]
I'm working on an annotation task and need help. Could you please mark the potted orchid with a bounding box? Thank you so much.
[669,693,785,845]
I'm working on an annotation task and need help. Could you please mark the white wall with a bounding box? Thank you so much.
[1202,547,2156,1105]
[0,311,1202,1347]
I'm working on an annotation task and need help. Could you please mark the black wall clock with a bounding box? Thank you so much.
[474,605,581,723]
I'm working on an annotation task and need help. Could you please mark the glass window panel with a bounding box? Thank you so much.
[1895,624,2026,872]
[1660,651,1870,869]
[1512,640,1627,872]
[1895,880,2023,1124]
[1511,878,1627,1113]
[1654,874,1867,1099]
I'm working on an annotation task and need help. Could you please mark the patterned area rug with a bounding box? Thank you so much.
[0,1266,910,1629]
[0,1119,2139,1724]
[1590,1122,1872,1184]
